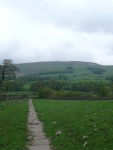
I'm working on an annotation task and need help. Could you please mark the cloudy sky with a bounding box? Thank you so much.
[0,0,113,65]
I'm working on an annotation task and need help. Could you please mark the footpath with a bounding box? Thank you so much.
[27,99,52,150]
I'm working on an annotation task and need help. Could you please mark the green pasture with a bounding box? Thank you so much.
[0,100,28,150]
[33,99,113,150]
[23,84,31,91]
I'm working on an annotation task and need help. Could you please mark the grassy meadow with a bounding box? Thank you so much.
[0,100,28,150]
[33,99,113,150]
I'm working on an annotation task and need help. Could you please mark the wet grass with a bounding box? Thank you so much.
[0,100,28,150]
[33,99,113,150]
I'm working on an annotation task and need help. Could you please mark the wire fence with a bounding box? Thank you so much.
[0,94,30,106]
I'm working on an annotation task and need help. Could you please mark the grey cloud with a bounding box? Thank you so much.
[65,43,75,49]
[2,0,113,34]
[106,45,113,55]
[43,42,94,62]
[1,0,113,65]
[0,40,37,63]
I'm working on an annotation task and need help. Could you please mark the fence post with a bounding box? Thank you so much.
[12,95,13,105]
[0,92,2,104]
[15,95,17,104]
[18,96,20,104]
[7,94,9,105]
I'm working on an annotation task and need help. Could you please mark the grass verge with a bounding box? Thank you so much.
[33,99,113,150]
[0,100,28,150]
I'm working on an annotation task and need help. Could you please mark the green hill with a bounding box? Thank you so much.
[15,61,113,82]
[15,61,98,75]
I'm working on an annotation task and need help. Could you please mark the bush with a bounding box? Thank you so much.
[52,91,93,99]
[38,87,54,98]
[99,86,111,97]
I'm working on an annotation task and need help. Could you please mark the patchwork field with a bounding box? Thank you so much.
[33,99,113,150]
[0,100,28,150]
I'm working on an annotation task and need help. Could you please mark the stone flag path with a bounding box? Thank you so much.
[27,99,52,150]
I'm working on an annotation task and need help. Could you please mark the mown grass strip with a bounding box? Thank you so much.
[0,100,28,150]
[33,99,113,150]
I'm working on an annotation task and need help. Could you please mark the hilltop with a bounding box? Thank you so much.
[15,61,99,75]
[15,61,113,78]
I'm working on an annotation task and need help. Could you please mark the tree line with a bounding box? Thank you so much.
[30,80,113,98]
[17,74,68,83]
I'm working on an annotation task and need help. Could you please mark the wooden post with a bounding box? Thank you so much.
[12,95,13,105]
[18,95,20,104]
[7,94,8,105]
[0,93,2,104]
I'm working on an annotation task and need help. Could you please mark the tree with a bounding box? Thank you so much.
[39,87,54,98]
[0,59,19,87]
[99,85,111,97]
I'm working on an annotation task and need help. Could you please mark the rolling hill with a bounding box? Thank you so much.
[15,61,113,82]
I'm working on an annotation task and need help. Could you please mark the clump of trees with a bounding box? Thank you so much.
[33,69,73,75]
[1,81,23,92]
[87,67,106,74]
[106,75,113,82]
[58,75,68,80]
[30,80,70,92]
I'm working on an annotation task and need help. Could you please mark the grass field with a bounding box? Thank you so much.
[33,99,113,150]
[22,84,30,92]
[0,100,28,150]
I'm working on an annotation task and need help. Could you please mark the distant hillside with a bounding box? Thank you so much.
[15,61,113,81]
[15,61,97,75]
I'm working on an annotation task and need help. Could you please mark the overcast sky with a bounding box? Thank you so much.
[0,0,113,65]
